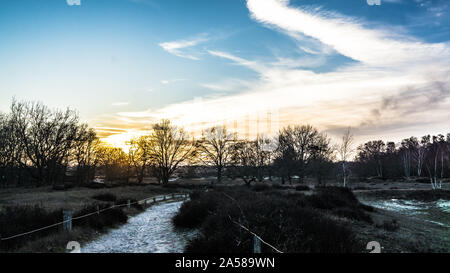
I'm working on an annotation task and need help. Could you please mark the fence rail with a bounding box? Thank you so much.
[0,192,189,242]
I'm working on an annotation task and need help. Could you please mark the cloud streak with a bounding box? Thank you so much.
[111,102,130,106]
[101,0,450,145]
[159,35,209,60]
[246,0,449,66]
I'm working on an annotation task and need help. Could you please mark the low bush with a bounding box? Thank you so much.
[74,204,128,230]
[173,191,219,228]
[116,198,144,211]
[295,185,310,191]
[377,219,399,231]
[332,207,373,223]
[415,178,430,184]
[92,193,117,202]
[0,205,62,250]
[84,183,106,189]
[52,184,66,191]
[306,186,360,209]
[272,184,291,190]
[163,183,209,190]
[353,186,371,190]
[0,202,129,251]
[304,187,374,222]
[174,187,367,253]
[252,184,271,192]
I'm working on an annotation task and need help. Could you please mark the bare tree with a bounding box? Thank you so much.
[254,135,276,182]
[148,119,195,184]
[399,137,420,178]
[276,125,322,183]
[229,140,259,186]
[425,135,446,189]
[128,136,153,183]
[413,136,429,177]
[196,126,234,184]
[96,143,130,182]
[10,100,81,186]
[273,146,296,184]
[0,113,24,186]
[338,127,354,187]
[309,133,334,185]
[72,126,100,185]
[356,140,386,178]
[401,148,411,177]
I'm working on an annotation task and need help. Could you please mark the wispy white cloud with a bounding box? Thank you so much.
[200,78,253,92]
[160,79,187,85]
[111,102,130,106]
[246,0,449,67]
[109,0,450,144]
[207,50,269,74]
[159,35,209,60]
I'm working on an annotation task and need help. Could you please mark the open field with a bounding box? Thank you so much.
[0,181,195,252]
[0,182,190,212]
[0,177,449,253]
[170,181,449,253]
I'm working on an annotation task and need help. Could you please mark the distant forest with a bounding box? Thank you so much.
[0,99,449,189]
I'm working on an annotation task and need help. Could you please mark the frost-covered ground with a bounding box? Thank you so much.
[363,198,450,228]
[81,201,197,253]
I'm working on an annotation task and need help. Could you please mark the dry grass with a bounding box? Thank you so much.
[1,177,448,253]
[0,181,194,253]
[11,227,94,253]
[352,208,449,252]
[0,183,188,212]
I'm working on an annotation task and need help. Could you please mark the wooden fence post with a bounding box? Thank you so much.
[96,205,99,215]
[153,197,156,203]
[253,235,261,253]
[127,200,131,209]
[63,210,72,232]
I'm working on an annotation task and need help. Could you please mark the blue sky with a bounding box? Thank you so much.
[0,0,449,147]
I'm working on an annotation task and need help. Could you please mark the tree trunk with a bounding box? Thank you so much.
[162,176,169,184]
[342,161,347,187]
[217,166,222,184]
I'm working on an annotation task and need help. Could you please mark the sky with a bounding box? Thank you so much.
[0,0,449,149]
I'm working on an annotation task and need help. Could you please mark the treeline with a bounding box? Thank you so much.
[0,100,338,188]
[354,135,450,189]
[1,99,449,189]
[194,124,335,186]
[0,100,196,187]
[0,100,101,187]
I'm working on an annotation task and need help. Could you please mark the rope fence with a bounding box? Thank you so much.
[228,215,284,254]
[0,191,280,254]
[221,192,283,254]
[0,192,189,242]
